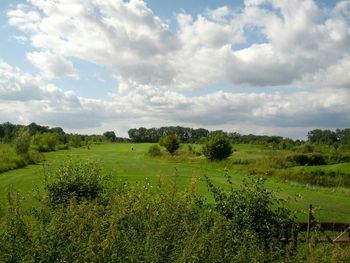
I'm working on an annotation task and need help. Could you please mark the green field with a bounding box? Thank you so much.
[1,143,350,222]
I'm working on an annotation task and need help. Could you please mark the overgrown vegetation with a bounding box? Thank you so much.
[147,144,162,156]
[160,134,180,155]
[203,135,233,161]
[2,158,349,262]
[44,159,105,207]
[0,159,299,262]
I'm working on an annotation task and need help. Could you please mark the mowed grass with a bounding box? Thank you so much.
[1,143,350,222]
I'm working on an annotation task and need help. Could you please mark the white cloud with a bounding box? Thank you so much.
[7,4,41,32]
[26,51,79,79]
[0,61,122,128]
[4,0,350,137]
[7,0,350,89]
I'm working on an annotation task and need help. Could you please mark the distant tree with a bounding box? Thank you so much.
[203,135,233,161]
[0,125,4,139]
[50,127,67,144]
[0,122,22,142]
[26,122,49,135]
[103,131,117,142]
[160,134,180,155]
[307,129,337,145]
[336,128,350,146]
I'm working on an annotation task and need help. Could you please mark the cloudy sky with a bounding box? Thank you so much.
[1,0,349,138]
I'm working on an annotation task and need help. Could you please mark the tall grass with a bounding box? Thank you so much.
[0,144,26,173]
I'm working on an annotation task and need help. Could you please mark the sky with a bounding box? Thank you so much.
[0,0,349,139]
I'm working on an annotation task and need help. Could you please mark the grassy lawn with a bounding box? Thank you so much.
[1,143,350,222]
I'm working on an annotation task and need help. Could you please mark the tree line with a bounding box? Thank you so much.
[0,122,125,146]
[128,126,288,144]
[0,122,125,173]
[307,128,350,146]
[1,122,349,148]
[129,126,350,147]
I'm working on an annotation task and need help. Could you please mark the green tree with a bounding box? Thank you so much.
[103,131,117,142]
[13,132,31,156]
[203,135,233,161]
[160,134,180,155]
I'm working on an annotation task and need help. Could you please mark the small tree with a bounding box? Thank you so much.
[203,135,233,161]
[160,134,180,155]
[13,132,31,156]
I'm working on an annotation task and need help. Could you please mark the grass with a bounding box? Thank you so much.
[1,143,350,222]
[0,143,26,173]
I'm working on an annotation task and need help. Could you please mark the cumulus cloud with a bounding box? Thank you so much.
[26,51,79,79]
[4,0,350,137]
[7,0,350,90]
[0,61,122,128]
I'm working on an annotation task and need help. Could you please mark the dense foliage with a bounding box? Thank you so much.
[103,131,117,142]
[308,128,350,147]
[203,135,233,161]
[128,126,210,143]
[0,159,301,262]
[159,134,180,155]
[44,159,105,206]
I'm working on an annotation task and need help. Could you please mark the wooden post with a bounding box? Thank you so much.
[307,204,313,242]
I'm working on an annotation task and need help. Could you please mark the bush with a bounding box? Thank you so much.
[160,135,180,155]
[148,145,162,157]
[13,133,30,156]
[32,132,59,152]
[203,135,233,161]
[0,144,27,173]
[205,175,298,249]
[44,159,104,206]
[286,153,326,166]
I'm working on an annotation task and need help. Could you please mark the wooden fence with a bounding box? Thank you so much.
[297,204,350,243]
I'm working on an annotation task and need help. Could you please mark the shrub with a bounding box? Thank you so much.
[32,132,59,152]
[286,153,326,166]
[44,159,104,206]
[159,134,180,155]
[205,175,298,249]
[0,144,27,173]
[203,135,233,161]
[148,145,162,157]
[13,133,31,156]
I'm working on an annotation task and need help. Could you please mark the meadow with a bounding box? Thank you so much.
[1,142,350,223]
